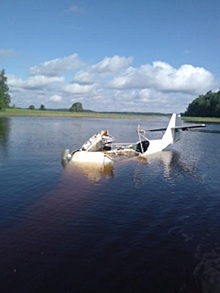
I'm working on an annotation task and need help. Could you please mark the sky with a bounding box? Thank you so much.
[0,0,220,113]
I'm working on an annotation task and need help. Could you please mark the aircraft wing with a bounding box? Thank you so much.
[145,124,206,132]
[145,127,167,132]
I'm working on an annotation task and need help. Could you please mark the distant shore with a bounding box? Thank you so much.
[0,108,165,119]
[181,116,220,123]
[1,108,220,123]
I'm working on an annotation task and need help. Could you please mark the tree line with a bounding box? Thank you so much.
[28,102,83,112]
[184,90,220,117]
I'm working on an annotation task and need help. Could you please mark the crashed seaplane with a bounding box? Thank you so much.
[61,113,205,167]
[62,130,115,166]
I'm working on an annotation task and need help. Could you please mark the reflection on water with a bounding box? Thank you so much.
[147,150,176,178]
[61,149,203,184]
[61,150,175,183]
[62,160,114,182]
[0,118,10,154]
[142,150,198,181]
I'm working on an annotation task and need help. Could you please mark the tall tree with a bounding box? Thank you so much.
[185,90,220,117]
[0,69,11,110]
[69,102,83,112]
[39,104,45,110]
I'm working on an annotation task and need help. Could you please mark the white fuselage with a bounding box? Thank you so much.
[71,150,113,165]
[140,113,181,157]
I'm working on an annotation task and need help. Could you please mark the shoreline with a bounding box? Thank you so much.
[1,108,220,123]
[0,108,165,120]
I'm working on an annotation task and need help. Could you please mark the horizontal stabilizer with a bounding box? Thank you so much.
[145,123,205,132]
[173,124,206,131]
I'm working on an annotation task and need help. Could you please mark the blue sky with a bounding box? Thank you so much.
[1,0,220,113]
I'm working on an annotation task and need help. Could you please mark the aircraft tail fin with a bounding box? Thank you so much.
[162,113,181,146]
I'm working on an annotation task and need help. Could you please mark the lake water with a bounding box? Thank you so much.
[1,116,220,293]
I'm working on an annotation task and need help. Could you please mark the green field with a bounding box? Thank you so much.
[1,108,220,123]
[0,108,151,119]
[181,116,220,123]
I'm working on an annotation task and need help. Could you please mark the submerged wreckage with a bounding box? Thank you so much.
[61,113,205,167]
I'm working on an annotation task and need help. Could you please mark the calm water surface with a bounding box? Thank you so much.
[0,116,220,293]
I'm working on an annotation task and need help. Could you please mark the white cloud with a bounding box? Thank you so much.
[73,55,133,84]
[64,83,97,94]
[8,74,64,90]
[111,61,215,95]
[8,54,217,113]
[73,71,96,84]
[8,75,24,88]
[29,54,83,77]
[49,95,62,103]
[91,55,133,74]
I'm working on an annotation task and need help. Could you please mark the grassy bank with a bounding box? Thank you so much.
[1,108,220,123]
[0,108,151,119]
[182,116,220,123]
